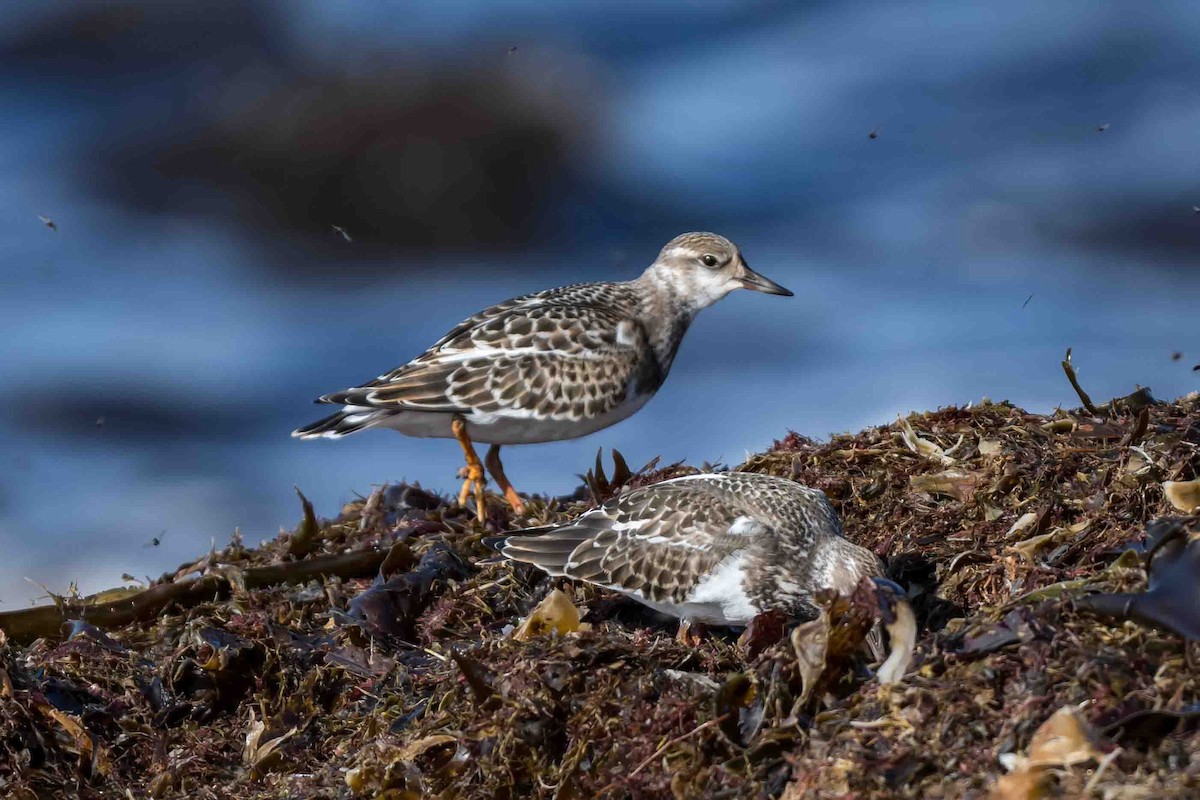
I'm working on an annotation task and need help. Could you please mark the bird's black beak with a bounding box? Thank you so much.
[738,260,793,296]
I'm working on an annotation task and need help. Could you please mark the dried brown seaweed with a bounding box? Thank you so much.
[346,542,470,639]
[287,486,322,557]
[2,389,1199,799]
[580,447,635,503]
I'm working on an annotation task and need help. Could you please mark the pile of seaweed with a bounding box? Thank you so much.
[2,379,1200,799]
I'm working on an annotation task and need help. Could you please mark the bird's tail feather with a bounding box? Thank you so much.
[485,526,593,576]
[482,526,558,552]
[292,407,396,439]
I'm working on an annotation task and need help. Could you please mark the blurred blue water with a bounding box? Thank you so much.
[2,1,1198,605]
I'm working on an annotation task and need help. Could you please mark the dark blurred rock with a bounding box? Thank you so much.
[0,3,280,80]
[3,385,263,441]
[1039,202,1200,261]
[2,2,600,283]
[90,63,589,258]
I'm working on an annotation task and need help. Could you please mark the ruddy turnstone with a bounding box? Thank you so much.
[294,233,791,522]
[487,472,883,626]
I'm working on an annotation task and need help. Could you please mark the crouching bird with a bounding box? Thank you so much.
[486,472,883,629]
[293,233,791,523]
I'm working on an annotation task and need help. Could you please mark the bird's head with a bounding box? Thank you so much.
[645,232,792,310]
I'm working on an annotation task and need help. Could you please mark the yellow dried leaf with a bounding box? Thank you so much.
[37,703,111,776]
[243,713,266,763]
[197,649,225,671]
[989,768,1047,800]
[1006,511,1039,538]
[897,416,955,464]
[1010,519,1089,562]
[1163,479,1200,513]
[979,438,1003,456]
[1124,453,1149,475]
[989,706,1106,799]
[910,470,982,502]
[513,589,590,641]
[1010,529,1062,561]
[397,733,458,762]
[790,613,830,705]
[243,709,298,773]
[1027,706,1104,767]
[344,765,368,793]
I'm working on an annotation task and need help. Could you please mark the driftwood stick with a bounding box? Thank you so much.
[287,486,321,558]
[0,549,387,645]
[1060,347,1101,416]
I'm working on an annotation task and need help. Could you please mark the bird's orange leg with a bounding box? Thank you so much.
[485,445,525,514]
[451,415,487,524]
[676,619,708,646]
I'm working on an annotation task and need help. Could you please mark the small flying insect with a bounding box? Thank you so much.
[38,215,57,232]
[331,224,353,243]
[1096,123,1110,133]
[1172,352,1183,361]
[1022,293,1034,309]
[95,416,105,429]
[1192,206,1199,215]
[143,530,167,548]
[868,126,880,140]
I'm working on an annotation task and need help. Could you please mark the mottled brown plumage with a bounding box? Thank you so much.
[490,473,883,625]
[294,233,792,518]
[329,302,660,422]
[294,233,790,445]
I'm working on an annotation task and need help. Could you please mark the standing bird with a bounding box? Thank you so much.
[293,233,791,522]
[487,472,884,626]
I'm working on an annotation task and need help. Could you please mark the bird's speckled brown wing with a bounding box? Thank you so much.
[497,475,776,604]
[318,284,661,421]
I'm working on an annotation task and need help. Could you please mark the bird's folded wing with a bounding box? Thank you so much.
[503,478,762,603]
[413,281,598,353]
[325,304,649,419]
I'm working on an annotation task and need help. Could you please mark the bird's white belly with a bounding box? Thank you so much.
[374,390,655,445]
[633,596,756,627]
[613,553,759,626]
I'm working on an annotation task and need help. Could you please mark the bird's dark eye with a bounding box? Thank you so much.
[701,254,720,268]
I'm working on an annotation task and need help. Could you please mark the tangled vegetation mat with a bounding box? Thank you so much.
[2,378,1199,798]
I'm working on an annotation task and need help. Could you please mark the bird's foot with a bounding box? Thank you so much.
[676,619,708,646]
[456,465,488,525]
[452,415,488,525]
[485,444,525,515]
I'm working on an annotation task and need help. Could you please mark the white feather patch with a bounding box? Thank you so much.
[684,552,756,624]
[616,319,638,346]
[728,516,767,537]
[635,534,710,550]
